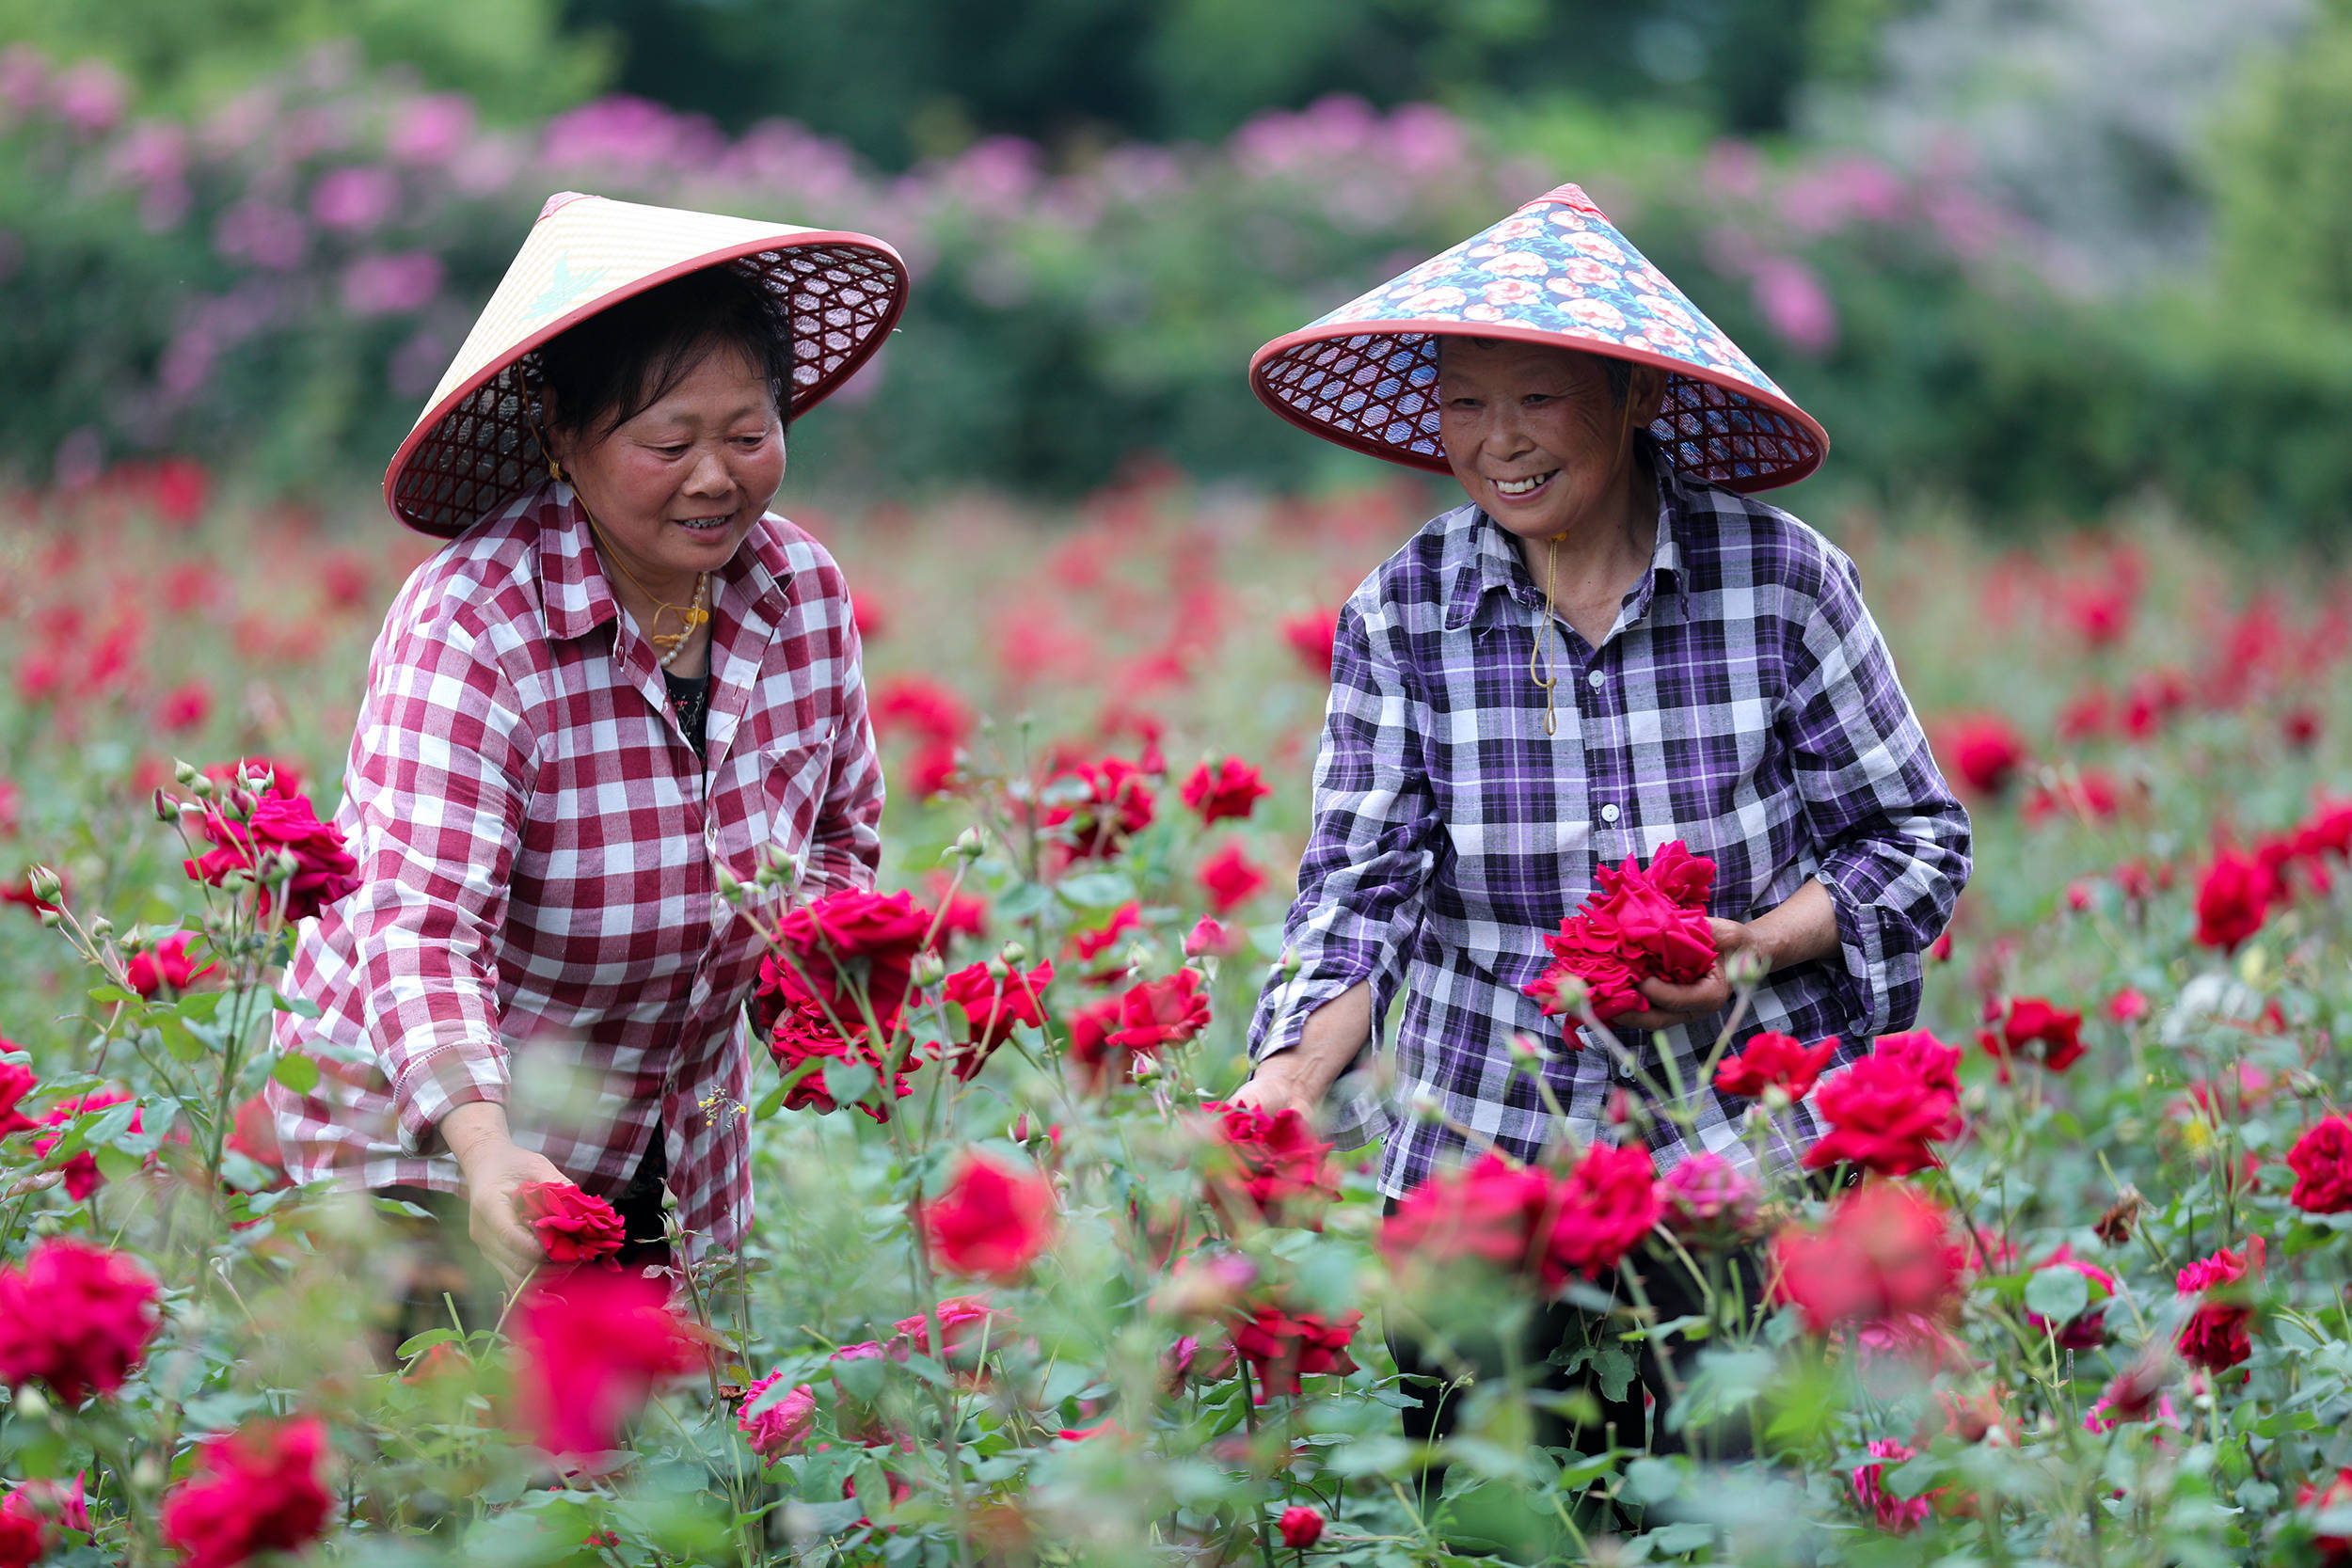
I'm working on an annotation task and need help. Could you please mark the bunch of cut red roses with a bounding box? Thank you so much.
[1523,840,1718,1030]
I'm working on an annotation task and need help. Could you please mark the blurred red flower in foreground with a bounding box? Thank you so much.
[1944,714,2027,795]
[1278,1507,1326,1548]
[1525,841,1716,1026]
[1199,1101,1339,1227]
[181,791,360,923]
[2193,847,2274,953]
[925,1152,1056,1281]
[1180,756,1270,824]
[1196,843,1268,915]
[1772,1181,1963,1335]
[2298,1468,2352,1565]
[0,1059,38,1139]
[2174,1237,2264,1372]
[1712,1031,1836,1101]
[1661,1150,1759,1237]
[1227,1298,1359,1398]
[1544,1139,1666,1283]
[1382,1141,1661,1291]
[1804,1031,1963,1176]
[0,1238,161,1404]
[515,1180,627,1264]
[2288,1117,2352,1213]
[155,679,213,735]
[159,1417,332,1568]
[513,1270,703,1456]
[759,888,932,1031]
[125,930,214,997]
[1851,1438,1929,1533]
[0,1476,87,1561]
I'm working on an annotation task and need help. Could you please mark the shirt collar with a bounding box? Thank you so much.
[1441,443,1692,634]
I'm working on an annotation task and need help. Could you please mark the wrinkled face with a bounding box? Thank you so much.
[1436,337,1663,542]
[548,344,786,594]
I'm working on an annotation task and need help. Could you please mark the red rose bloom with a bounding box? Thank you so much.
[1712,1031,1836,1101]
[1281,610,1338,677]
[1541,1139,1663,1286]
[158,1417,332,1568]
[1200,1101,1340,1227]
[2194,848,2275,953]
[0,1058,37,1139]
[0,1238,161,1404]
[1277,1506,1326,1549]
[125,930,215,997]
[870,675,972,749]
[2299,1468,2352,1566]
[937,959,1055,1080]
[1989,996,2084,1073]
[737,1373,816,1461]
[1772,1182,1963,1335]
[1227,1300,1359,1399]
[182,791,359,923]
[1068,900,1143,973]
[1525,842,1717,1031]
[891,1294,1011,1378]
[1945,714,2027,795]
[1041,755,1155,859]
[2174,1238,2263,1372]
[759,887,933,1033]
[1851,1438,1930,1533]
[1380,1152,1557,1278]
[1069,970,1212,1090]
[34,1091,139,1200]
[1196,843,1268,915]
[512,1270,703,1456]
[1804,1032,1963,1177]
[516,1180,628,1264]
[1180,757,1271,824]
[924,1152,1056,1281]
[2287,1117,2352,1213]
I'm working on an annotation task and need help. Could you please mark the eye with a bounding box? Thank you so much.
[652,443,691,458]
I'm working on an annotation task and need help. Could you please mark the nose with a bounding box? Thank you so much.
[680,444,736,500]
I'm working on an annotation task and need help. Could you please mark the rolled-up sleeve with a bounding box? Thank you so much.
[1248,596,1439,1069]
[1781,547,1971,1036]
[342,616,535,1154]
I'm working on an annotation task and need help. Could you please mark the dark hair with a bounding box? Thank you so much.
[1441,334,1634,406]
[535,261,796,443]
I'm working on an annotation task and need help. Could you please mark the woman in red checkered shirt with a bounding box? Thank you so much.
[266,195,909,1291]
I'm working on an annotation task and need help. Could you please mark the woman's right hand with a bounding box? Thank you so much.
[439,1101,568,1291]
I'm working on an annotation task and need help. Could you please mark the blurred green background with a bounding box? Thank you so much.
[4,0,2351,537]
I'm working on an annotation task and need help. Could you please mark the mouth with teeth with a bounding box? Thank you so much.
[1490,470,1560,500]
[672,513,736,533]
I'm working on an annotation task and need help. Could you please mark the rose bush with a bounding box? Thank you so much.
[0,470,2350,1565]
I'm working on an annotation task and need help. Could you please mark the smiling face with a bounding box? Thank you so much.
[547,342,786,601]
[1435,337,1666,543]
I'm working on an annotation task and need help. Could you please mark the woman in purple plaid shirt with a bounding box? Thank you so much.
[1237,185,1971,1464]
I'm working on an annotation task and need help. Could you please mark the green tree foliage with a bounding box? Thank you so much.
[0,0,611,120]
[2209,0,2352,324]
[560,0,1849,165]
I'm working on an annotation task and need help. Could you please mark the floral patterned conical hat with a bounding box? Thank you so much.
[1249,182,1827,491]
[384,191,908,537]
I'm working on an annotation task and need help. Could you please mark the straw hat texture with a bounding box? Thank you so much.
[384,191,908,537]
[1250,182,1827,491]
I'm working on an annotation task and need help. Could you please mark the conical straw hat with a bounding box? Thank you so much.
[1250,182,1826,491]
[384,191,909,536]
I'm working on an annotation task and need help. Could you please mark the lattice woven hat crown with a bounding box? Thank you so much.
[383,191,909,536]
[1248,183,1827,490]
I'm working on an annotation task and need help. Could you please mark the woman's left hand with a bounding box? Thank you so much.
[1613,918,1759,1032]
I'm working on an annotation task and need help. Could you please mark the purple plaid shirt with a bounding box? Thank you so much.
[1248,452,1970,1197]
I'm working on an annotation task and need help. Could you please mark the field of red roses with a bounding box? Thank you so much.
[2,462,2351,1566]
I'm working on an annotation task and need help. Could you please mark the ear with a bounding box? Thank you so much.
[534,385,574,478]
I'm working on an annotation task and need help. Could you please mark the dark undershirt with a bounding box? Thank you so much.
[627,671,706,1216]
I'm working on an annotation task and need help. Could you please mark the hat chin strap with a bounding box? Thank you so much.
[1526,398,1641,737]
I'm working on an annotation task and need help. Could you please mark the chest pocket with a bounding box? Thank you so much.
[755,732,835,857]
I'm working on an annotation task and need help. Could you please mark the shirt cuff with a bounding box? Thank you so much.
[1814,867,1917,1038]
[388,1037,510,1157]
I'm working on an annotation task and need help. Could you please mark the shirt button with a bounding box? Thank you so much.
[1587,669,1604,689]
[1599,803,1620,824]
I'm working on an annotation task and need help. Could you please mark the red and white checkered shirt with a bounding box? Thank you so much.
[266,481,883,1252]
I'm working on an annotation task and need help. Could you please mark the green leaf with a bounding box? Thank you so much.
[84,1101,137,1147]
[272,990,323,1019]
[373,1196,434,1220]
[271,1053,321,1095]
[87,985,140,1006]
[398,1328,461,1359]
[1054,872,1135,910]
[822,1059,877,1107]
[1622,1457,1681,1506]
[156,1016,208,1064]
[176,991,225,1023]
[2026,1265,2091,1325]
[1640,1522,1717,1556]
[833,1353,887,1403]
